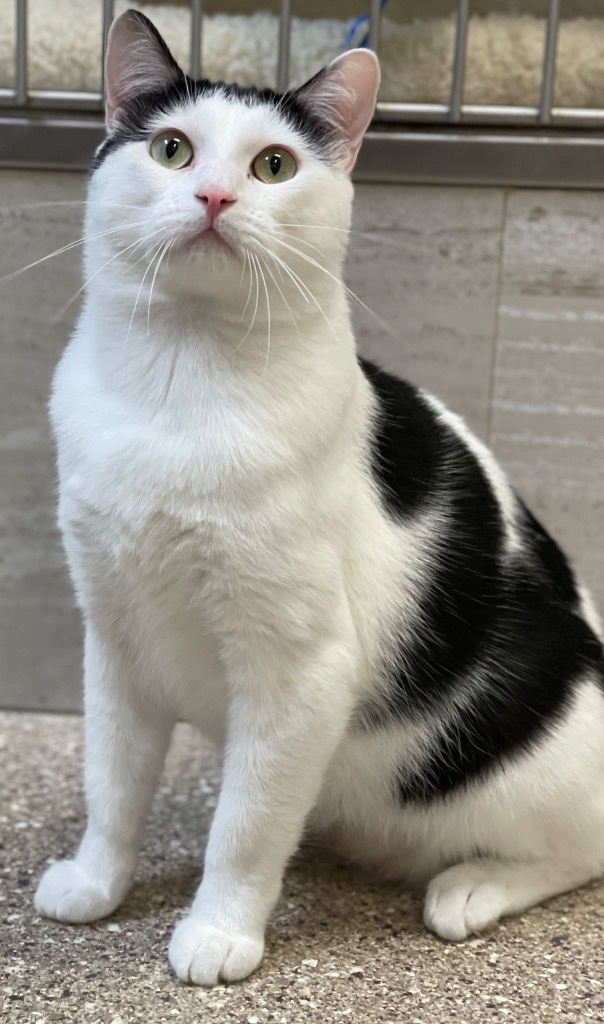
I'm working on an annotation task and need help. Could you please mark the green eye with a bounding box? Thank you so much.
[252,147,297,184]
[150,131,193,170]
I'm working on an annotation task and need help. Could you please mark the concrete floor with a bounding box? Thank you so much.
[3,710,604,1024]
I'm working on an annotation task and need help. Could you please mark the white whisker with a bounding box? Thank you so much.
[125,241,166,347]
[277,223,413,249]
[235,252,260,352]
[0,200,147,214]
[256,256,272,378]
[253,238,337,340]
[268,232,395,338]
[1,220,152,284]
[52,226,166,323]
[147,238,173,335]
[240,248,254,323]
[253,240,301,346]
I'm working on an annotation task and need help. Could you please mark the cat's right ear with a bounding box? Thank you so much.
[104,10,182,130]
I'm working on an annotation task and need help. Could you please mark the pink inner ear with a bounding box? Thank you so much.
[332,51,381,170]
[104,11,181,129]
[300,49,381,173]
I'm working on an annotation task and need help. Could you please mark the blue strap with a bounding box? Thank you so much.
[342,0,389,50]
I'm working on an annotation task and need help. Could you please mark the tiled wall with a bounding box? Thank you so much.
[0,172,602,711]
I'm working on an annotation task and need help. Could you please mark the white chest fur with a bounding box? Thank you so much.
[51,312,365,736]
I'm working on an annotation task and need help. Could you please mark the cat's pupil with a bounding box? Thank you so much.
[165,138,179,160]
[269,154,281,176]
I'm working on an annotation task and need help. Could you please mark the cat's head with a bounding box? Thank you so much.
[87,9,379,306]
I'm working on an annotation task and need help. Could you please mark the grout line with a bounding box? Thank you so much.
[486,187,510,447]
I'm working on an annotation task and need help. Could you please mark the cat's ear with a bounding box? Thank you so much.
[104,10,182,130]
[296,49,380,173]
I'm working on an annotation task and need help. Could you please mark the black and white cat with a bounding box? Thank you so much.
[34,10,604,987]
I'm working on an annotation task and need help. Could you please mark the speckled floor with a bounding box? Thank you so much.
[2,712,604,1023]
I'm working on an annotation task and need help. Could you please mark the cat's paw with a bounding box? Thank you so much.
[169,917,264,986]
[424,862,507,941]
[34,859,123,924]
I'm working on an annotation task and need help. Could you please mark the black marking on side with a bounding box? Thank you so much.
[358,358,604,804]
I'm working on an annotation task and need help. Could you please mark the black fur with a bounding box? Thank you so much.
[358,359,604,804]
[94,64,335,172]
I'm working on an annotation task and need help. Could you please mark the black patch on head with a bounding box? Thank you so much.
[357,358,604,804]
[92,69,336,172]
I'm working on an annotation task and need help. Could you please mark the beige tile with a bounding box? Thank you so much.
[491,190,604,610]
[0,171,86,711]
[348,184,505,439]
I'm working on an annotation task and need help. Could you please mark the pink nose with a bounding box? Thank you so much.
[196,187,236,223]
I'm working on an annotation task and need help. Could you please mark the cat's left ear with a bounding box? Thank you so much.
[104,10,182,130]
[296,49,380,173]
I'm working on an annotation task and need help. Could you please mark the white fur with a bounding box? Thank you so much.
[422,392,522,556]
[34,56,604,987]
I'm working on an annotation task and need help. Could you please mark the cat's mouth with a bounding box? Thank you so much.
[179,225,237,257]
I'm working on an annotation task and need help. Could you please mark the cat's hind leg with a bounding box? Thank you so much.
[422,676,604,940]
[424,858,598,941]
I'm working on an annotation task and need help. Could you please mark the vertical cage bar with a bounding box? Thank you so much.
[449,0,470,122]
[190,0,203,79]
[539,0,561,124]
[367,0,382,54]
[101,0,115,99]
[277,0,292,92]
[15,0,28,106]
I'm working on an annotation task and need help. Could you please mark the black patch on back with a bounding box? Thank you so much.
[92,71,335,172]
[358,358,604,804]
[360,358,447,521]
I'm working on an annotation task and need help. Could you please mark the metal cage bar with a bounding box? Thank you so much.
[2,2,604,188]
[190,0,203,79]
[539,0,561,124]
[15,0,27,106]
[276,0,292,93]
[450,0,470,122]
[367,0,382,55]
[101,0,114,99]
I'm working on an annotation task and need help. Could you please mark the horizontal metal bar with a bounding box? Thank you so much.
[3,117,604,191]
[3,90,604,130]
[356,129,604,189]
[0,117,105,170]
[0,89,104,110]
[375,101,604,127]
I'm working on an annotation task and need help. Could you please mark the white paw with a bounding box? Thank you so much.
[169,917,264,986]
[34,860,123,924]
[424,862,508,941]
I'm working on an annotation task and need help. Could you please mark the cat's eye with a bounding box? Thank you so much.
[150,131,194,170]
[252,147,297,184]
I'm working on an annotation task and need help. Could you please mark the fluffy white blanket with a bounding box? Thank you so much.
[2,1,603,109]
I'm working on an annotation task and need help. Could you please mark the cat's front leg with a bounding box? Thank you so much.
[169,634,356,986]
[35,625,173,923]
